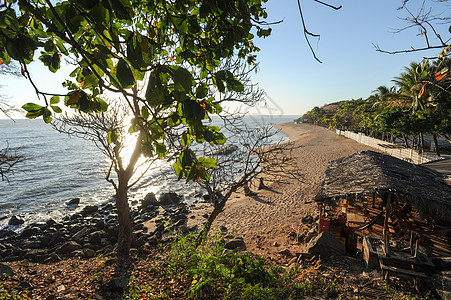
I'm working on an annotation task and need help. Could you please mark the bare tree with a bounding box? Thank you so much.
[0,144,24,182]
[0,63,24,181]
[51,90,160,256]
[193,114,302,247]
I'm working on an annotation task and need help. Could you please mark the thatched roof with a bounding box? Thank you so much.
[315,150,451,222]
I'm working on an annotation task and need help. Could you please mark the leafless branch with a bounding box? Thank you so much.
[0,144,24,182]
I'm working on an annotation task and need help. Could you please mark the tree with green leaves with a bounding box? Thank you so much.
[0,0,271,256]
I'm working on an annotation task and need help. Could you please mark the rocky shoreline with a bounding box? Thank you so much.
[0,192,213,263]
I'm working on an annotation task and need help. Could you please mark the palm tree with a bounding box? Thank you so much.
[392,60,431,111]
[372,85,395,101]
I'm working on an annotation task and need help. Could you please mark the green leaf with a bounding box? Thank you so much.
[51,105,62,113]
[155,142,167,158]
[43,107,52,123]
[107,131,119,143]
[141,106,149,119]
[116,59,135,88]
[198,157,216,169]
[196,83,208,99]
[22,103,43,112]
[145,70,166,107]
[173,160,183,178]
[168,65,193,93]
[256,28,272,38]
[142,143,154,157]
[50,96,60,104]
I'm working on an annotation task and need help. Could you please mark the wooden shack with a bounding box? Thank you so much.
[314,150,451,260]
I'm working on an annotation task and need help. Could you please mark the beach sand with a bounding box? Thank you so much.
[210,123,374,263]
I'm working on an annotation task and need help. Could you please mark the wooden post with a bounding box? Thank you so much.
[372,192,376,208]
[383,193,392,257]
[414,239,419,258]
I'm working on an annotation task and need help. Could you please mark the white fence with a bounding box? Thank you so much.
[335,129,443,165]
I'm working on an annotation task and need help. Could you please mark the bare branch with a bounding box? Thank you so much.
[0,144,24,182]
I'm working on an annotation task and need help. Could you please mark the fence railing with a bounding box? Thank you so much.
[335,129,443,165]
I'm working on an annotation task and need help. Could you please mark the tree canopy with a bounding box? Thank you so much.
[0,0,271,182]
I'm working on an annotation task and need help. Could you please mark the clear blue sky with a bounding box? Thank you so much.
[1,1,449,118]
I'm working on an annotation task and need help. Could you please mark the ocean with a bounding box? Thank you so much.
[0,115,297,229]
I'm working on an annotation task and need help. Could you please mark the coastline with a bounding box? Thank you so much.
[211,122,374,262]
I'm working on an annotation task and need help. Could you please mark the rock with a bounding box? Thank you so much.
[301,214,314,224]
[0,263,14,277]
[108,276,129,292]
[8,215,24,226]
[66,198,80,206]
[81,205,98,215]
[159,192,180,206]
[279,248,292,257]
[305,231,345,258]
[81,248,96,258]
[211,144,238,155]
[141,192,158,208]
[173,218,186,228]
[45,252,62,263]
[20,281,33,289]
[72,227,90,242]
[220,225,228,233]
[56,241,82,254]
[89,231,104,245]
[272,242,279,247]
[224,238,246,251]
[46,219,57,227]
[0,229,17,239]
[20,226,40,239]
[24,249,48,262]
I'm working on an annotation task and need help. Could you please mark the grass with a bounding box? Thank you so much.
[126,230,353,299]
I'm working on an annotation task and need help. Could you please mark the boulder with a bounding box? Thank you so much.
[224,238,246,251]
[8,215,24,226]
[0,263,13,277]
[56,241,82,254]
[0,229,16,239]
[107,276,129,292]
[24,249,48,263]
[89,231,105,245]
[81,205,98,215]
[66,198,80,206]
[72,227,90,242]
[141,193,158,208]
[81,248,96,258]
[305,231,345,257]
[158,192,180,206]
[19,226,40,239]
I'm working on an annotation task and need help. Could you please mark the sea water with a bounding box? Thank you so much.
[0,115,297,229]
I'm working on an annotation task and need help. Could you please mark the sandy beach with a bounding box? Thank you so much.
[212,123,374,262]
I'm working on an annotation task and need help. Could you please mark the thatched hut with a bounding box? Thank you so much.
[314,150,451,257]
[315,150,451,223]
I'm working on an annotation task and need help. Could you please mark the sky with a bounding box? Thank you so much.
[0,0,450,118]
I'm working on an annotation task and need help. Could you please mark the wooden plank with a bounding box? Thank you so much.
[379,262,427,278]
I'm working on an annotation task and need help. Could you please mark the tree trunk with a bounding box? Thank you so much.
[194,198,226,248]
[115,176,132,257]
[432,133,440,156]
[402,134,409,147]
[419,133,425,154]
